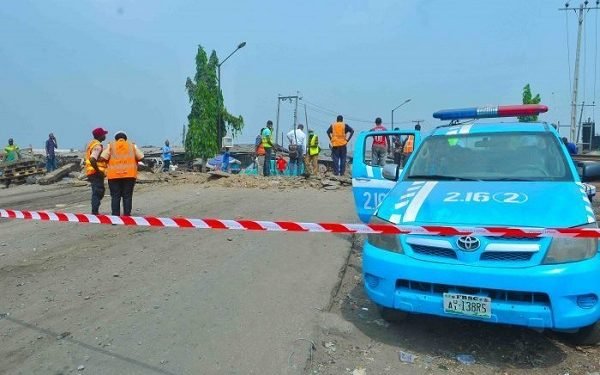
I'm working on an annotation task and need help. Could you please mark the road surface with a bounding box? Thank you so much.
[0,180,355,374]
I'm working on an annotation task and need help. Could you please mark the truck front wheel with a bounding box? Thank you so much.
[377,305,408,323]
[570,321,600,346]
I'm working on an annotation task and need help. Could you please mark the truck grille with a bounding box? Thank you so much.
[396,279,550,305]
[480,252,534,261]
[411,245,457,259]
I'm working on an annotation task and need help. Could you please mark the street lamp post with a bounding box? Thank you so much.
[391,98,412,128]
[217,42,246,149]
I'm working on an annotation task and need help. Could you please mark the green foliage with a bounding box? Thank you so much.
[184,46,244,160]
[518,84,542,122]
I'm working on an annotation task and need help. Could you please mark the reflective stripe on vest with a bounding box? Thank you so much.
[404,136,414,154]
[308,135,320,156]
[331,122,347,147]
[85,140,107,176]
[106,140,137,180]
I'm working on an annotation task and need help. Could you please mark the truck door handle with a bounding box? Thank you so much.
[355,178,370,182]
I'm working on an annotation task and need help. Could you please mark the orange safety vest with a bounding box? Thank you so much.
[403,136,414,154]
[106,140,138,180]
[85,139,107,176]
[330,122,347,147]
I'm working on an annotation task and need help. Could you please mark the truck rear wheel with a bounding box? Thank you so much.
[377,305,408,323]
[570,321,600,346]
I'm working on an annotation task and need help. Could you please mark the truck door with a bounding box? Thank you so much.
[352,129,421,223]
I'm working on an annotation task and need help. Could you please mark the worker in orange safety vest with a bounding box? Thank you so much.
[84,127,109,214]
[327,115,354,176]
[402,123,421,166]
[100,131,144,216]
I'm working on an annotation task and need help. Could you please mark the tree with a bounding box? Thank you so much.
[184,46,244,160]
[518,84,542,122]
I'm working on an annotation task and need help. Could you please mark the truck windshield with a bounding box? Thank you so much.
[404,132,573,181]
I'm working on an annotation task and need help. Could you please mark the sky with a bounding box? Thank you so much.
[1,0,599,150]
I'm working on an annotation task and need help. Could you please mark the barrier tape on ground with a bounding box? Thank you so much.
[1,208,600,239]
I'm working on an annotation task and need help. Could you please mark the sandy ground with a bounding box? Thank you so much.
[0,179,356,375]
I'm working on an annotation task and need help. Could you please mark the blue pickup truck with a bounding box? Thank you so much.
[352,104,600,345]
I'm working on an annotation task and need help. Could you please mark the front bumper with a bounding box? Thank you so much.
[363,242,600,329]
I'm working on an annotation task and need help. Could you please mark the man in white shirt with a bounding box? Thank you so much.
[287,124,306,176]
[286,124,306,176]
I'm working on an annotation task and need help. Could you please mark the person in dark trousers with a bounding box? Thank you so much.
[261,121,274,176]
[327,115,354,176]
[100,131,144,216]
[370,118,390,167]
[45,133,58,172]
[84,128,109,215]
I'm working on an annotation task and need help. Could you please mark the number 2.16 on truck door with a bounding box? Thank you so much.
[352,129,422,223]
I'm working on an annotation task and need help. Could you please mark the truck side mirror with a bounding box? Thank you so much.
[382,163,399,181]
[577,161,600,182]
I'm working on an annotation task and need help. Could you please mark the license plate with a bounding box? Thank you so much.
[443,293,491,319]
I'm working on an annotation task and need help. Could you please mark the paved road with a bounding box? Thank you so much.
[0,182,356,374]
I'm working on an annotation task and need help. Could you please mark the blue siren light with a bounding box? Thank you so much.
[433,104,549,121]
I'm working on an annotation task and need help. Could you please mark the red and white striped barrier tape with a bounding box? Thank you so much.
[1,209,600,239]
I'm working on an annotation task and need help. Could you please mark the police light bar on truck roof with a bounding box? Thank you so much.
[433,104,548,121]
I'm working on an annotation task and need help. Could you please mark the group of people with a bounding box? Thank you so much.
[369,118,420,167]
[254,120,322,177]
[252,114,422,177]
[2,134,59,173]
[254,115,354,177]
[84,127,144,216]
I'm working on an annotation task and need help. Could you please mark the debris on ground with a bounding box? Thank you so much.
[37,163,79,185]
[456,354,475,365]
[56,332,71,340]
[399,350,417,364]
[0,159,45,187]
[207,170,232,178]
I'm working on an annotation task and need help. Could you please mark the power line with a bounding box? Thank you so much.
[302,99,375,123]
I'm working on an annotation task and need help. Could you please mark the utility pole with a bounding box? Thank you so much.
[182,124,186,146]
[293,92,299,130]
[560,1,600,143]
[276,94,281,146]
[275,93,302,145]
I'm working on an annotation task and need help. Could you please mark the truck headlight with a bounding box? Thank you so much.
[368,216,403,253]
[543,223,599,264]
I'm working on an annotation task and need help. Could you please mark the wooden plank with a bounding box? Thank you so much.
[37,163,79,185]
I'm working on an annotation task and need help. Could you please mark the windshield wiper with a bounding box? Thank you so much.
[481,177,535,181]
[406,174,479,181]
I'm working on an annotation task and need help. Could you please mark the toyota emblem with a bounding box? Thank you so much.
[456,236,481,251]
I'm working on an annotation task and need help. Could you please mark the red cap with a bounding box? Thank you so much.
[92,127,109,138]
